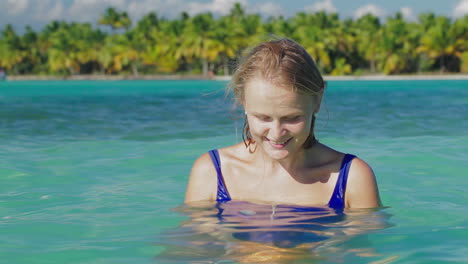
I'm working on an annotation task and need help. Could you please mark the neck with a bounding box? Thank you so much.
[253,145,309,174]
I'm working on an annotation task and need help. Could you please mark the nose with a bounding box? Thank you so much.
[269,120,286,139]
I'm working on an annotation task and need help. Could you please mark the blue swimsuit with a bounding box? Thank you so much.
[208,149,356,210]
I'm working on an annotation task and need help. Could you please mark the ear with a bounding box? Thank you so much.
[242,104,247,115]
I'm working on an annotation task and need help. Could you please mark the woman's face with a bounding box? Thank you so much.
[243,78,318,160]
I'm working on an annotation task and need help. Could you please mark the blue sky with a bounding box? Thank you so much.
[1,0,467,32]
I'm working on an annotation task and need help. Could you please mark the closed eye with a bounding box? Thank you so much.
[284,115,303,122]
[255,115,272,122]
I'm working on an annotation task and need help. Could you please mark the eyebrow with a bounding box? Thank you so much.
[250,111,304,117]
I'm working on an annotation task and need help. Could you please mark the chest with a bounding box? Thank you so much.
[221,164,341,205]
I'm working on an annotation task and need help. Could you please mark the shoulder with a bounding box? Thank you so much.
[184,151,218,204]
[345,156,382,209]
[219,143,250,160]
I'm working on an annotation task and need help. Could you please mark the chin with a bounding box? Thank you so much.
[262,145,293,160]
[258,138,305,160]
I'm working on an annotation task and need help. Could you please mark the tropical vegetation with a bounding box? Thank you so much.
[0,4,467,76]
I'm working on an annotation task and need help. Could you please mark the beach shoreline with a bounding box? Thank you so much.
[3,73,468,81]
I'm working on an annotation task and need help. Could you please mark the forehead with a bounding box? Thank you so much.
[243,78,314,113]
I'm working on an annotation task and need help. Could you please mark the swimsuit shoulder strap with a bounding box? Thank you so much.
[208,149,231,202]
[328,153,356,210]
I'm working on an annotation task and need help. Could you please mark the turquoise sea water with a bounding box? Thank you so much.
[0,80,467,263]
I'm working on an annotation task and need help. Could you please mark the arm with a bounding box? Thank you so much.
[184,152,217,204]
[345,158,382,209]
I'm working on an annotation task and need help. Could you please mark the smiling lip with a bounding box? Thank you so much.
[266,137,292,149]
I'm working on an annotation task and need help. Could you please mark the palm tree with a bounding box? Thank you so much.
[452,15,468,72]
[19,26,43,73]
[47,25,79,74]
[324,18,356,73]
[354,14,381,72]
[179,13,217,76]
[2,5,468,76]
[264,15,294,38]
[292,15,331,73]
[99,7,132,33]
[375,13,415,74]
[212,16,239,75]
[331,58,352,75]
[417,16,466,72]
[141,16,187,73]
[418,13,436,30]
[98,32,142,74]
[135,12,160,41]
[0,24,25,74]
[46,22,105,75]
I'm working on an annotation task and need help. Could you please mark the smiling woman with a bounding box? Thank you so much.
[185,38,382,209]
[243,78,316,161]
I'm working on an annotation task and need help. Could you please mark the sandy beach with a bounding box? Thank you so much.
[3,73,468,81]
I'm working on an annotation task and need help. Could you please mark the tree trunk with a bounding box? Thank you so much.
[440,55,445,73]
[132,63,139,76]
[202,59,209,76]
[370,58,376,73]
[224,56,229,76]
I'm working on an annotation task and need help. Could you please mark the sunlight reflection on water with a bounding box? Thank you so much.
[156,201,393,264]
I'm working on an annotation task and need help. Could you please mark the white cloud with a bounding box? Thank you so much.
[400,7,414,20]
[353,4,386,19]
[453,0,468,17]
[187,0,248,16]
[253,2,282,17]
[127,0,185,19]
[5,0,29,15]
[0,0,258,32]
[67,0,127,22]
[305,0,337,13]
[30,0,65,21]
[0,0,64,24]
[50,2,66,20]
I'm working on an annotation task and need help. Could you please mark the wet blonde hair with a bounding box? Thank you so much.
[228,38,326,148]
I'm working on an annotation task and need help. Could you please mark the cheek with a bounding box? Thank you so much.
[248,119,268,135]
[284,119,310,135]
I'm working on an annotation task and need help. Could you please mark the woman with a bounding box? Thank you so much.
[185,38,381,209]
